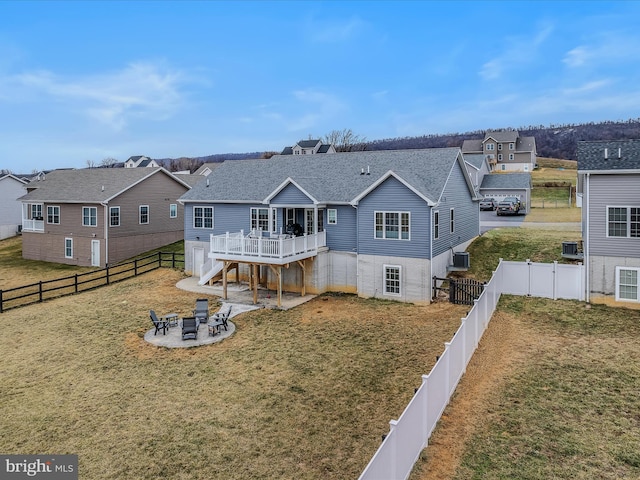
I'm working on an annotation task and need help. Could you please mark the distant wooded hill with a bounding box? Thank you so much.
[158,119,640,171]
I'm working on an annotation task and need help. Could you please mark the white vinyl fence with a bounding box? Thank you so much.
[358,259,584,480]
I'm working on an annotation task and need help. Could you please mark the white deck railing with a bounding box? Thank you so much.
[209,230,326,262]
[21,219,44,232]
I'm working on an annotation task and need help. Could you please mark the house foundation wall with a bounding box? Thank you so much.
[357,254,431,304]
[589,254,640,300]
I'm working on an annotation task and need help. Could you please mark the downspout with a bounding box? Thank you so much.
[429,206,433,301]
[584,173,590,303]
[352,204,359,293]
[102,202,109,266]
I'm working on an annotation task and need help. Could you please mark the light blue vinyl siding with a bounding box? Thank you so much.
[357,177,430,258]
[325,205,357,252]
[587,174,640,258]
[185,203,264,240]
[432,160,479,257]
[271,183,314,204]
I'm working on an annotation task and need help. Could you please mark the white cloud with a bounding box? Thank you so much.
[563,33,640,68]
[284,88,346,132]
[6,62,190,130]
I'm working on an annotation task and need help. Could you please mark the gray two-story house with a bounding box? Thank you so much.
[578,139,640,304]
[179,148,481,305]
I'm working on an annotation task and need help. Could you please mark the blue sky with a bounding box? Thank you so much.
[2,1,640,172]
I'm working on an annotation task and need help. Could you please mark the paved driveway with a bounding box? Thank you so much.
[480,209,525,233]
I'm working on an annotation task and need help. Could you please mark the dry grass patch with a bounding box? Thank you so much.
[0,269,468,479]
[411,296,640,480]
[523,207,581,223]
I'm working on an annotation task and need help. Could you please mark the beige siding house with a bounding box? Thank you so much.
[19,168,191,267]
[462,130,537,172]
[0,173,28,240]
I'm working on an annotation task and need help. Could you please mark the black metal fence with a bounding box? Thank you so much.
[433,276,485,305]
[0,251,184,313]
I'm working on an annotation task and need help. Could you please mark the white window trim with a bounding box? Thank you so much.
[82,206,97,227]
[497,143,502,150]
[139,205,149,225]
[509,142,515,150]
[486,143,494,151]
[170,204,177,218]
[383,264,402,296]
[328,208,337,225]
[193,206,214,229]
[498,153,503,161]
[64,237,73,259]
[250,207,271,232]
[509,153,515,161]
[434,210,439,240]
[47,205,60,224]
[606,205,640,238]
[615,266,640,302]
[374,211,411,240]
[109,206,120,227]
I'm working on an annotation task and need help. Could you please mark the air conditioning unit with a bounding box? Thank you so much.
[562,241,578,256]
[453,252,470,268]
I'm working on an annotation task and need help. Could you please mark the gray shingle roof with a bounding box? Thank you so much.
[577,139,640,171]
[316,144,332,153]
[484,130,519,143]
[297,139,321,148]
[461,139,483,152]
[18,168,187,203]
[180,148,471,205]
[280,146,294,155]
[480,173,531,189]
[463,153,486,170]
[516,136,537,153]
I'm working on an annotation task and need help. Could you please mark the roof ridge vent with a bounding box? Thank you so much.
[618,147,622,159]
[604,148,608,159]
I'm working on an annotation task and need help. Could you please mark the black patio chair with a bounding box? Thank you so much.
[210,305,232,332]
[149,310,170,336]
[193,298,209,327]
[182,317,198,340]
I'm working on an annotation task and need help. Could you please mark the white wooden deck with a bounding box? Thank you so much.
[208,231,326,265]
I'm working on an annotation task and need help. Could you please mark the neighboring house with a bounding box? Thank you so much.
[179,148,481,304]
[463,153,492,192]
[462,130,537,173]
[280,139,336,155]
[194,162,224,176]
[18,168,191,267]
[0,174,29,240]
[124,155,160,168]
[577,139,640,304]
[479,173,532,214]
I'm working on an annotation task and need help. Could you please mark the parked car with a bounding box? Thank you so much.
[479,197,498,211]
[496,197,521,216]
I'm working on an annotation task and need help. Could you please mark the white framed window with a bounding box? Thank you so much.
[509,153,515,161]
[65,238,73,258]
[250,207,270,232]
[616,266,639,302]
[31,204,43,220]
[375,211,410,240]
[82,207,97,227]
[486,143,494,151]
[498,154,503,161]
[109,207,120,227]
[384,265,401,295]
[170,204,177,218]
[509,142,515,150]
[450,208,455,234]
[285,208,295,227]
[139,205,149,224]
[317,209,324,233]
[434,210,439,239]
[498,143,502,150]
[305,209,315,234]
[327,209,337,225]
[194,206,213,229]
[501,164,506,171]
[607,207,640,238]
[47,206,60,224]
[524,164,529,172]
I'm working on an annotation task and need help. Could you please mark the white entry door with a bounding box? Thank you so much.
[91,240,100,267]
[193,247,205,277]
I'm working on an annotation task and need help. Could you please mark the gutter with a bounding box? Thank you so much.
[584,173,589,303]
[101,202,109,266]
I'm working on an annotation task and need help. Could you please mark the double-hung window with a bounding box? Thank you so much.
[509,153,515,161]
[194,206,213,229]
[433,211,439,239]
[450,208,455,234]
[110,207,120,227]
[616,266,639,302]
[47,206,60,224]
[65,238,73,259]
[82,207,97,227]
[607,207,640,238]
[375,211,410,240]
[328,209,337,225]
[170,204,177,218]
[384,265,401,295]
[250,207,270,232]
[31,204,43,220]
[486,143,494,151]
[139,205,149,224]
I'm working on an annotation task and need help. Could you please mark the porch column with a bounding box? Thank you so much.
[296,259,307,296]
[268,265,283,308]
[252,263,258,304]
